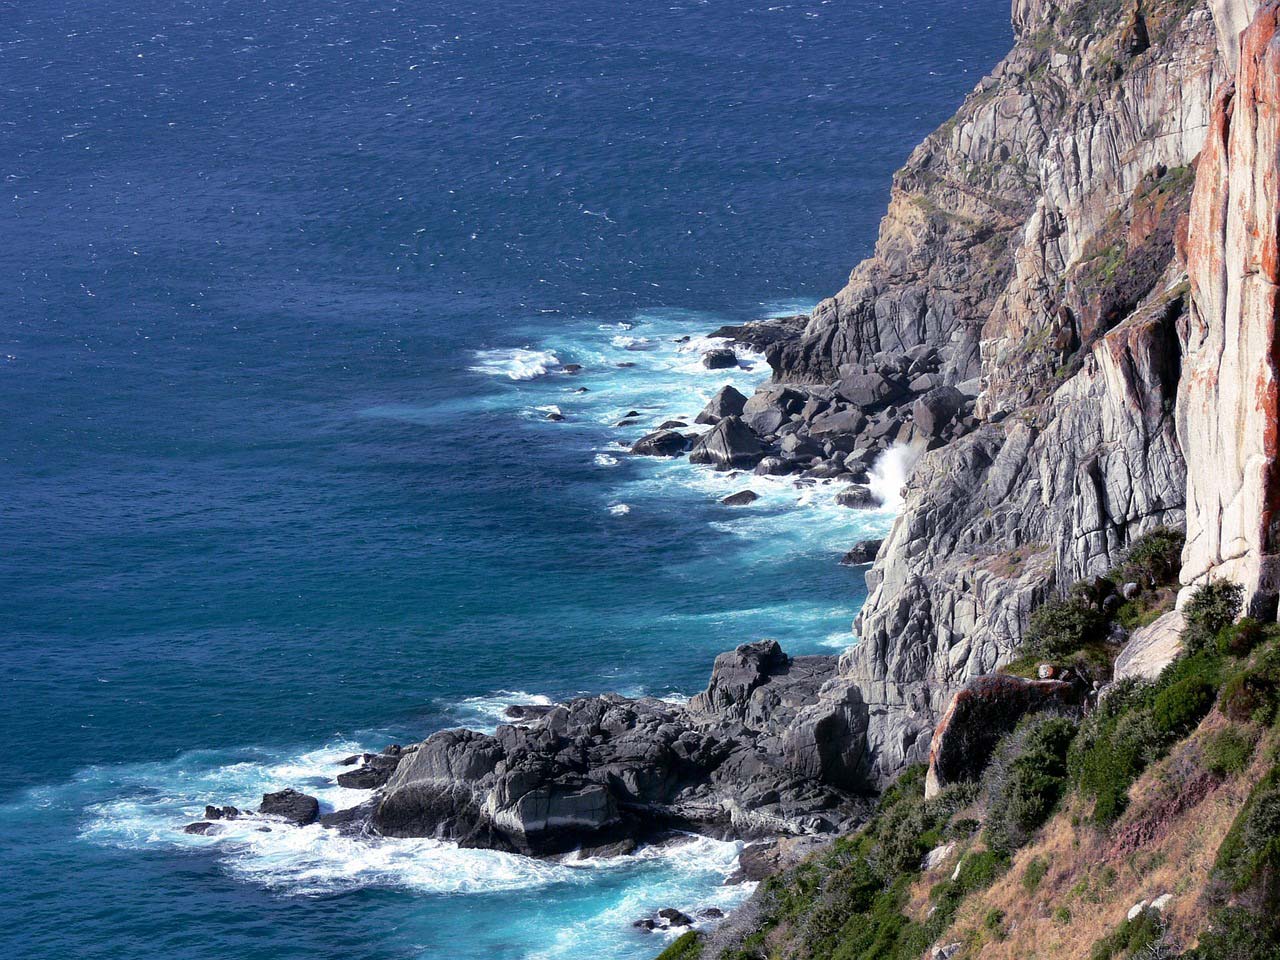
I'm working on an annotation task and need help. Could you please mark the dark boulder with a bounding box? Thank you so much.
[779,433,824,460]
[337,752,402,789]
[657,908,694,927]
[183,821,218,835]
[707,315,807,351]
[754,456,793,476]
[631,430,689,458]
[696,385,748,424]
[317,798,380,834]
[658,420,687,430]
[741,386,805,436]
[688,417,763,470]
[701,347,738,369]
[546,412,565,422]
[924,675,1083,798]
[807,406,867,439]
[803,461,846,480]
[721,490,760,506]
[836,485,878,509]
[911,386,966,439]
[840,539,884,565]
[204,805,239,821]
[835,372,901,409]
[259,789,320,826]
[505,703,557,721]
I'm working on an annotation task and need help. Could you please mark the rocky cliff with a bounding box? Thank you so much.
[765,0,1242,785]
[1178,0,1280,619]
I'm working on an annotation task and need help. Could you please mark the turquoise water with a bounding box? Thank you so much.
[0,1,1011,957]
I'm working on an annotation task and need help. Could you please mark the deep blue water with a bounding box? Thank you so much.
[1,1,1012,957]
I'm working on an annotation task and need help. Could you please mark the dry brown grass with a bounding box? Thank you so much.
[933,714,1277,959]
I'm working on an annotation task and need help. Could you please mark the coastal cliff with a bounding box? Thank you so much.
[660,0,1280,957]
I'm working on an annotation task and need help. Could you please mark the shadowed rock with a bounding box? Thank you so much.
[259,789,320,825]
[689,417,764,470]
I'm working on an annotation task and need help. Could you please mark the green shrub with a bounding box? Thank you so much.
[1114,527,1185,587]
[1219,645,1280,725]
[1220,617,1267,657]
[1151,676,1215,737]
[1203,727,1258,777]
[985,716,1077,851]
[1183,906,1280,960]
[1184,581,1244,652]
[656,931,702,960]
[1087,907,1163,960]
[1213,765,1280,900]
[1024,597,1107,660]
[1022,856,1048,892]
[1053,905,1072,924]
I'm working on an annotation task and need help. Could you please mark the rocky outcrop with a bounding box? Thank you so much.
[716,0,1237,788]
[370,641,873,855]
[1111,609,1186,683]
[924,674,1082,799]
[1178,0,1280,618]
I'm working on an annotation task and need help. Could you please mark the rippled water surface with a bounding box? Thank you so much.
[1,1,1011,957]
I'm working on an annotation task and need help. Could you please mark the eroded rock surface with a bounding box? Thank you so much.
[371,641,873,855]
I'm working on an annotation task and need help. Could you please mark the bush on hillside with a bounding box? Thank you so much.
[1112,526,1184,587]
[984,716,1077,852]
[1087,907,1164,960]
[1212,765,1280,902]
[1184,581,1244,652]
[1202,727,1258,777]
[1184,906,1280,960]
[1024,597,1107,660]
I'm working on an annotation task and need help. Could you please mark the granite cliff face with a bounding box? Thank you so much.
[1179,0,1280,619]
[763,0,1243,784]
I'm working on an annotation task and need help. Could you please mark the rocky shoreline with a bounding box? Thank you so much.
[187,313,992,867]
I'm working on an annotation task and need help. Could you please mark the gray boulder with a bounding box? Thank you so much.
[835,372,901,409]
[754,456,794,476]
[689,417,764,470]
[911,386,966,439]
[702,347,738,369]
[836,485,878,509]
[722,490,760,506]
[631,430,689,457]
[696,385,748,424]
[741,386,805,436]
[808,406,868,439]
[259,789,320,826]
[840,538,884,565]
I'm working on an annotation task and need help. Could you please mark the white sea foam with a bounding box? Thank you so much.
[470,347,561,380]
[451,690,554,732]
[867,443,919,511]
[73,739,748,900]
[609,503,631,515]
[594,453,619,467]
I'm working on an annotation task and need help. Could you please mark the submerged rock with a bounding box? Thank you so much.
[721,490,760,506]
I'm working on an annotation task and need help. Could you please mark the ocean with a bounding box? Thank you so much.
[0,1,1011,957]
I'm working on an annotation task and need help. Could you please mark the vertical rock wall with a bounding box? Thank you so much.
[1179,0,1280,618]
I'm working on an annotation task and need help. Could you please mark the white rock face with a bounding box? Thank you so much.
[1179,3,1280,619]
[1112,610,1186,683]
